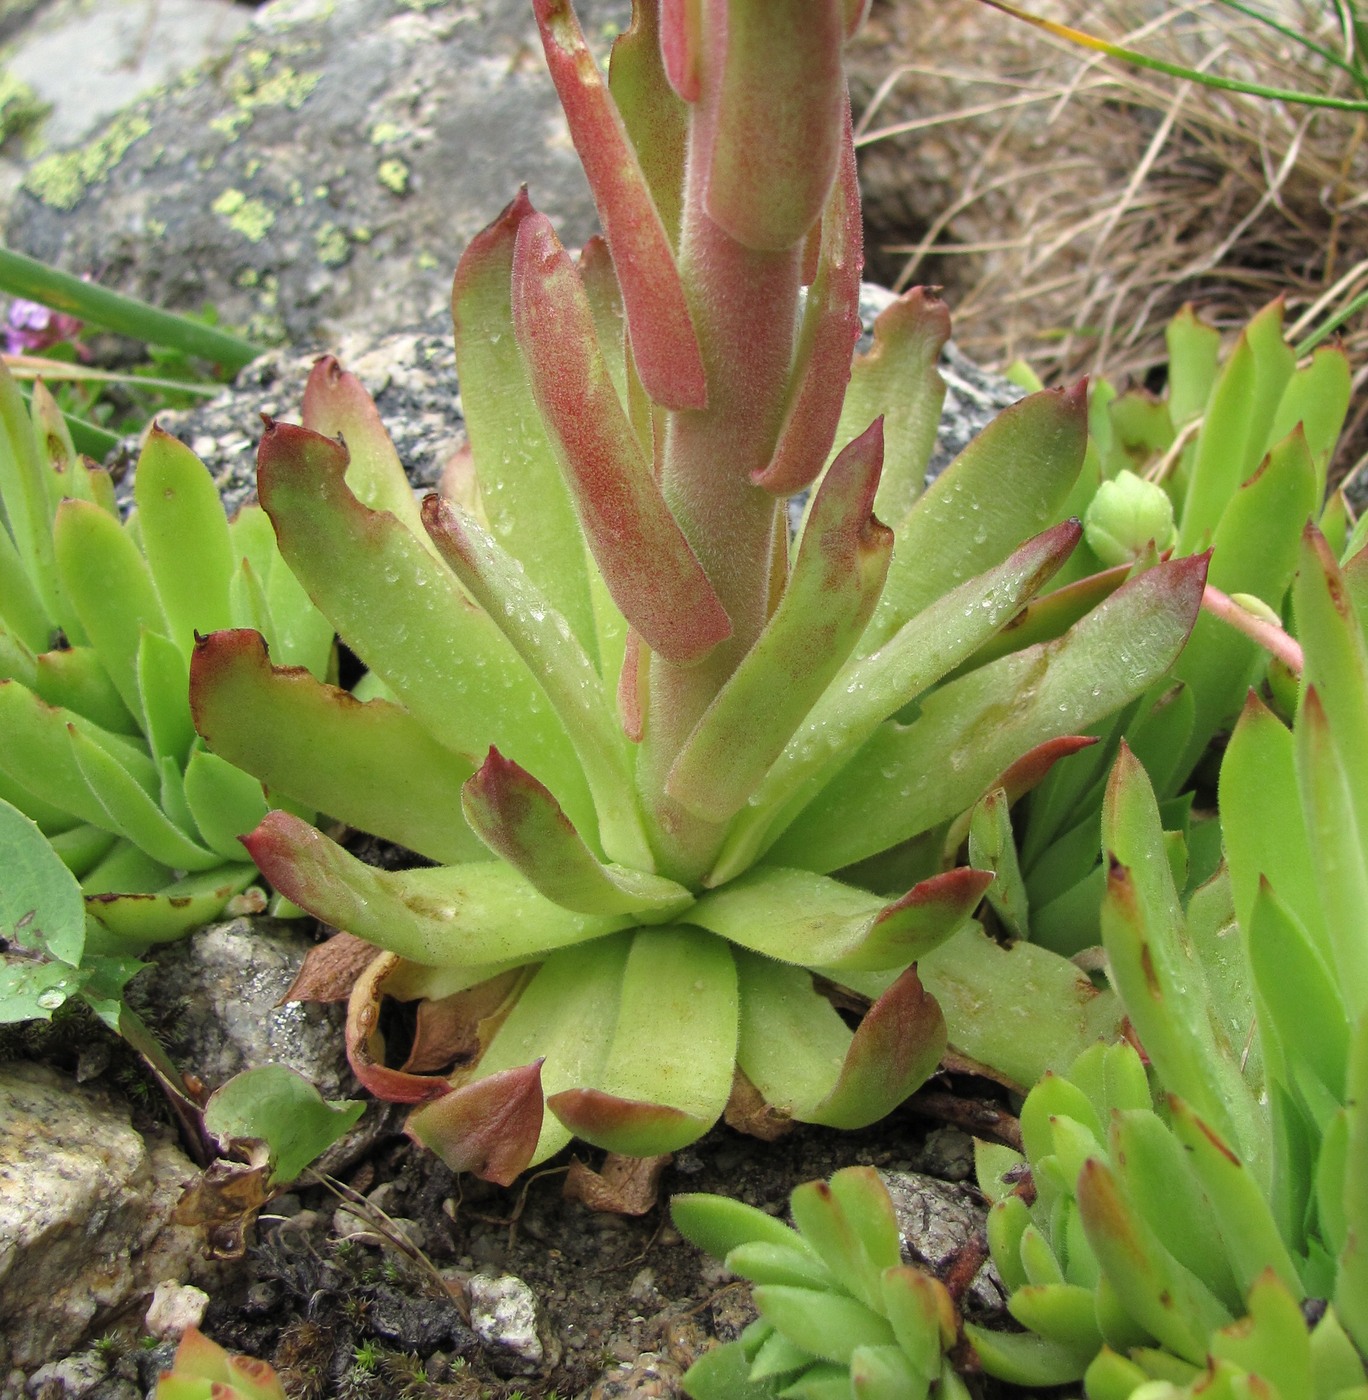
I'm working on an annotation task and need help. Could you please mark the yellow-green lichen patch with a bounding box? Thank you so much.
[369,121,404,146]
[24,112,151,210]
[210,110,252,139]
[377,158,410,195]
[229,64,320,112]
[315,223,351,267]
[395,0,447,10]
[212,187,276,242]
[0,70,48,151]
[416,250,439,270]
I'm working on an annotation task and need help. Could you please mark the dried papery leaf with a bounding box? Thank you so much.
[190,629,485,867]
[283,931,378,1004]
[172,1148,274,1260]
[402,969,525,1074]
[345,952,449,1104]
[563,1151,671,1214]
[751,106,863,495]
[723,1067,793,1141]
[698,0,847,252]
[299,356,431,548]
[460,747,692,917]
[511,213,730,663]
[532,0,705,409]
[405,1062,546,1187]
[668,419,892,822]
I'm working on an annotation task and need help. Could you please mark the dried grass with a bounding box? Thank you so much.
[850,0,1368,489]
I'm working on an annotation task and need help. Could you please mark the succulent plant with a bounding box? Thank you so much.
[189,0,1207,1184]
[673,1166,968,1400]
[984,297,1352,959]
[0,360,336,981]
[154,1326,285,1400]
[966,521,1368,1394]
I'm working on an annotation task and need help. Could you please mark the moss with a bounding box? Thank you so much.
[212,187,276,242]
[24,112,151,211]
[377,157,410,195]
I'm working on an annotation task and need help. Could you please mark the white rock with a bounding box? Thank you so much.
[467,1273,547,1375]
[145,1281,210,1341]
[0,1063,205,1370]
[23,1351,107,1398]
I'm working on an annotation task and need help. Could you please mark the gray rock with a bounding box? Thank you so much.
[140,916,350,1099]
[5,0,631,346]
[467,1271,556,1377]
[0,1062,205,1371]
[881,1169,1007,1317]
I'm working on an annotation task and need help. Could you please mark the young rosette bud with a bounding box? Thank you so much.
[1083,470,1177,566]
[153,1327,285,1400]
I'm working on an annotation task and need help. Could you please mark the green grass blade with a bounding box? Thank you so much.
[0,246,261,371]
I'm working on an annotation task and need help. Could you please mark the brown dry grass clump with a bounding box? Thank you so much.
[847,0,1368,490]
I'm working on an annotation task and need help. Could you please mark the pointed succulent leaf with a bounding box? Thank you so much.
[1101,743,1267,1175]
[964,1324,1090,1387]
[548,926,738,1154]
[298,355,432,550]
[1294,524,1368,841]
[752,115,862,494]
[769,553,1207,875]
[1221,691,1323,942]
[789,1168,900,1311]
[672,1190,817,1261]
[243,810,631,966]
[1106,1107,1242,1313]
[511,213,730,663]
[405,1062,547,1187]
[1006,1283,1105,1357]
[969,786,1031,939]
[1269,343,1352,487]
[1075,1156,1234,1365]
[190,630,484,866]
[864,382,1087,653]
[181,748,271,863]
[422,494,652,866]
[883,1268,956,1380]
[532,0,705,409]
[1335,1009,1368,1353]
[33,643,138,737]
[1164,304,1222,427]
[1164,1095,1303,1300]
[67,724,220,871]
[688,865,989,972]
[450,191,598,655]
[668,420,892,821]
[1170,425,1317,782]
[133,426,235,659]
[0,360,60,623]
[136,628,195,771]
[753,1285,896,1364]
[53,498,168,719]
[154,1326,287,1400]
[85,866,257,948]
[461,748,692,918]
[1296,688,1368,1021]
[696,0,846,252]
[255,417,592,830]
[711,520,1080,884]
[724,1242,836,1292]
[836,290,951,526]
[0,518,53,653]
[609,1,688,243]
